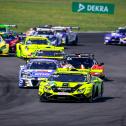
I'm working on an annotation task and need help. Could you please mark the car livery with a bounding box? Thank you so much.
[0,35,9,55]
[52,26,79,45]
[19,59,62,88]
[38,68,103,102]
[104,27,126,45]
[65,53,105,79]
[16,36,52,58]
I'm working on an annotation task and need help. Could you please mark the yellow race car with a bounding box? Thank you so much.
[16,36,64,58]
[38,68,103,102]
[0,35,9,55]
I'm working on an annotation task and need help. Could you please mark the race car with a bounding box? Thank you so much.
[32,47,64,59]
[0,24,17,35]
[65,53,105,79]
[38,68,103,102]
[1,33,20,53]
[52,26,79,45]
[34,27,62,46]
[19,59,62,88]
[0,35,9,55]
[16,36,53,58]
[104,27,126,45]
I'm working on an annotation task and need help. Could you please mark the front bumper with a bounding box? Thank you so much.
[39,92,91,101]
[104,38,120,44]
[19,78,42,88]
[0,46,9,55]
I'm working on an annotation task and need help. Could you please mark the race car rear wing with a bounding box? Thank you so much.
[36,25,52,29]
[37,25,80,30]
[65,53,94,59]
[70,26,80,31]
[3,24,17,28]
[51,26,80,31]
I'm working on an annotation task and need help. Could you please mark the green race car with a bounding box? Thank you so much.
[16,36,64,59]
[0,24,17,35]
[38,68,103,102]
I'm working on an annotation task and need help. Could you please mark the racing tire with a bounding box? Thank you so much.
[100,83,104,97]
[65,36,69,45]
[87,86,95,103]
[39,95,48,102]
[73,36,78,46]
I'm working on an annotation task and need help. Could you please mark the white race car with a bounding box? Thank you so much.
[52,26,79,45]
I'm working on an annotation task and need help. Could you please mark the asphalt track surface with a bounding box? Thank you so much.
[0,33,126,126]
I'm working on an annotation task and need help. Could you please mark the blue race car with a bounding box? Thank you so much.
[104,27,126,45]
[52,26,79,45]
[19,59,62,88]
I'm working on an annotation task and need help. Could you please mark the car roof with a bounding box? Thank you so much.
[55,68,88,75]
[28,58,59,62]
[26,36,48,39]
[52,26,70,30]
[66,53,95,59]
[36,28,54,31]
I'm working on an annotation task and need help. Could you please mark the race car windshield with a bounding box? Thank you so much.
[55,30,66,33]
[0,27,6,32]
[48,74,86,82]
[26,39,48,45]
[1,34,15,40]
[37,31,54,35]
[28,61,57,69]
[67,58,94,68]
[36,51,64,57]
[116,29,126,34]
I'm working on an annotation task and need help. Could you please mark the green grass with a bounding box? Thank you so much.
[0,0,126,32]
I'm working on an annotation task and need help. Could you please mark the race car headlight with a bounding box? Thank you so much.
[22,74,28,78]
[21,72,31,78]
[105,36,110,39]
[0,45,6,50]
[77,88,85,93]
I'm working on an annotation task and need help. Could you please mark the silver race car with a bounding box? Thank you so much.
[52,26,79,45]
[19,59,62,88]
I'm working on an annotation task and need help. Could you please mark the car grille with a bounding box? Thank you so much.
[52,84,81,93]
[31,80,40,87]
[111,37,120,41]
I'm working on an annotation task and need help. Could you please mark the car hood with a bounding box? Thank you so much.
[25,69,55,78]
[26,45,51,50]
[38,35,54,38]
[48,81,84,88]
[106,32,122,37]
